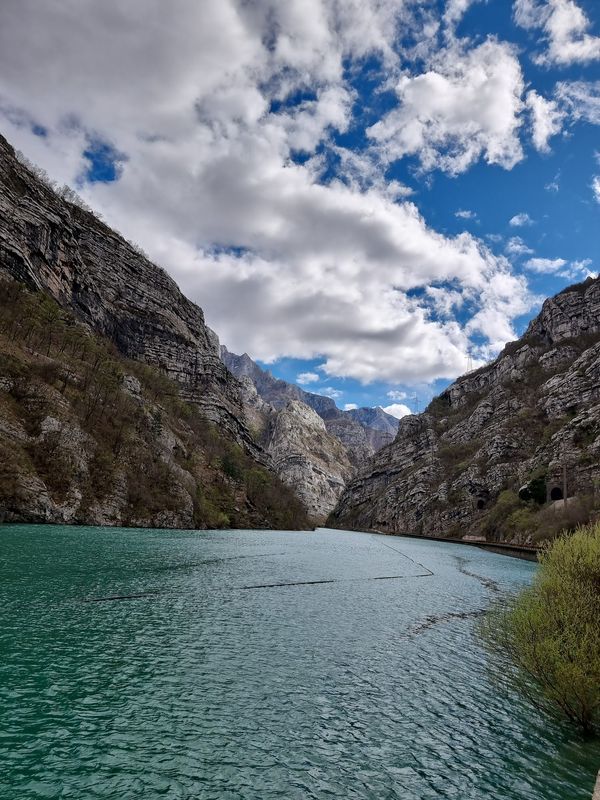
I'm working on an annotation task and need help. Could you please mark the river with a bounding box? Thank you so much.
[1,525,598,799]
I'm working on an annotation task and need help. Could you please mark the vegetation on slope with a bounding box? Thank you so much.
[481,523,600,735]
[0,277,308,530]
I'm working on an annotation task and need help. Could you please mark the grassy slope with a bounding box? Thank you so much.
[0,277,309,530]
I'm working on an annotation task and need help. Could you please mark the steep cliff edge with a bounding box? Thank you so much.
[221,346,399,465]
[331,276,600,544]
[0,132,311,528]
[0,133,261,460]
[229,374,354,522]
[0,277,308,529]
[267,401,354,521]
[221,346,398,521]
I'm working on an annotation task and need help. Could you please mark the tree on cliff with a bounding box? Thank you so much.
[481,523,600,735]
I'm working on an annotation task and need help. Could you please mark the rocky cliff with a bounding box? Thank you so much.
[0,133,262,460]
[267,401,354,520]
[0,132,310,529]
[221,346,400,521]
[221,347,399,465]
[229,372,354,522]
[331,276,600,545]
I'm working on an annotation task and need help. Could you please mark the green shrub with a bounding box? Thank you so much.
[0,276,310,530]
[481,522,600,734]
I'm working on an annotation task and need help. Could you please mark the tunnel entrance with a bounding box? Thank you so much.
[550,486,563,502]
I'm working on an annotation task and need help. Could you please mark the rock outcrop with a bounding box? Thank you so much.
[221,346,400,520]
[0,132,311,529]
[229,371,354,522]
[267,401,354,521]
[221,346,399,465]
[0,133,262,461]
[331,277,600,545]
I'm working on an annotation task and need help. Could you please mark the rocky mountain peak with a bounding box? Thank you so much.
[331,276,600,545]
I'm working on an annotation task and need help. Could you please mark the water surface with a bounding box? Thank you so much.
[1,525,598,799]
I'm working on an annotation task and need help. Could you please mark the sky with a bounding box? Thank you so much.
[1,0,600,418]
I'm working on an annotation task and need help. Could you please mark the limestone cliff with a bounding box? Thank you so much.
[331,276,600,545]
[0,132,310,529]
[0,133,261,460]
[221,346,399,521]
[230,376,353,522]
[221,346,399,465]
[267,401,354,521]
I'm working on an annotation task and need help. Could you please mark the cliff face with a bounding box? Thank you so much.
[0,132,314,529]
[0,277,309,529]
[267,401,354,521]
[221,346,399,465]
[0,133,262,460]
[220,346,400,521]
[228,373,353,522]
[331,277,600,545]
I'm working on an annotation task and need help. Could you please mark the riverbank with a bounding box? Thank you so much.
[334,525,540,561]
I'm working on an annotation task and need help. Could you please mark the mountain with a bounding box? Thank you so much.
[0,132,308,529]
[221,346,399,464]
[331,276,600,545]
[266,400,354,520]
[220,347,401,521]
[226,365,355,522]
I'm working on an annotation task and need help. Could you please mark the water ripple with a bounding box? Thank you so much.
[0,525,598,799]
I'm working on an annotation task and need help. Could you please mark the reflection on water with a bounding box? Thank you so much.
[0,525,598,799]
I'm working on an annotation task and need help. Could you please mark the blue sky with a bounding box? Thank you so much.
[2,0,600,417]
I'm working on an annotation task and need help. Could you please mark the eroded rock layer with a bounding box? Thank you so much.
[332,277,600,544]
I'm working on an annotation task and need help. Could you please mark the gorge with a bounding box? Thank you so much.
[2,128,600,546]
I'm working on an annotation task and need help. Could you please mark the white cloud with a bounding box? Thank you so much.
[297,371,320,385]
[526,90,565,151]
[514,0,600,65]
[554,81,600,124]
[444,0,480,28]
[381,403,412,419]
[0,0,536,386]
[321,387,343,399]
[592,175,600,202]
[387,389,408,401]
[525,256,567,272]
[367,39,525,175]
[568,259,595,279]
[509,212,534,226]
[525,256,595,280]
[455,209,477,219]
[505,236,534,255]
[343,402,358,411]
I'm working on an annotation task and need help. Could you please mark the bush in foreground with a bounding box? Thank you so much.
[481,522,600,735]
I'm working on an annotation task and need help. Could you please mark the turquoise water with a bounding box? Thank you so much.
[0,525,598,799]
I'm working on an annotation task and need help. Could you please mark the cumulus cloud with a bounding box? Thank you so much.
[509,212,534,226]
[455,209,477,219]
[0,0,536,385]
[387,389,408,401]
[321,387,343,399]
[524,257,594,279]
[382,403,412,419]
[444,0,480,28]
[526,89,565,151]
[506,236,534,255]
[297,372,320,385]
[593,175,600,202]
[367,39,525,175]
[555,80,600,124]
[343,403,358,411]
[514,0,600,65]
[525,256,567,272]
